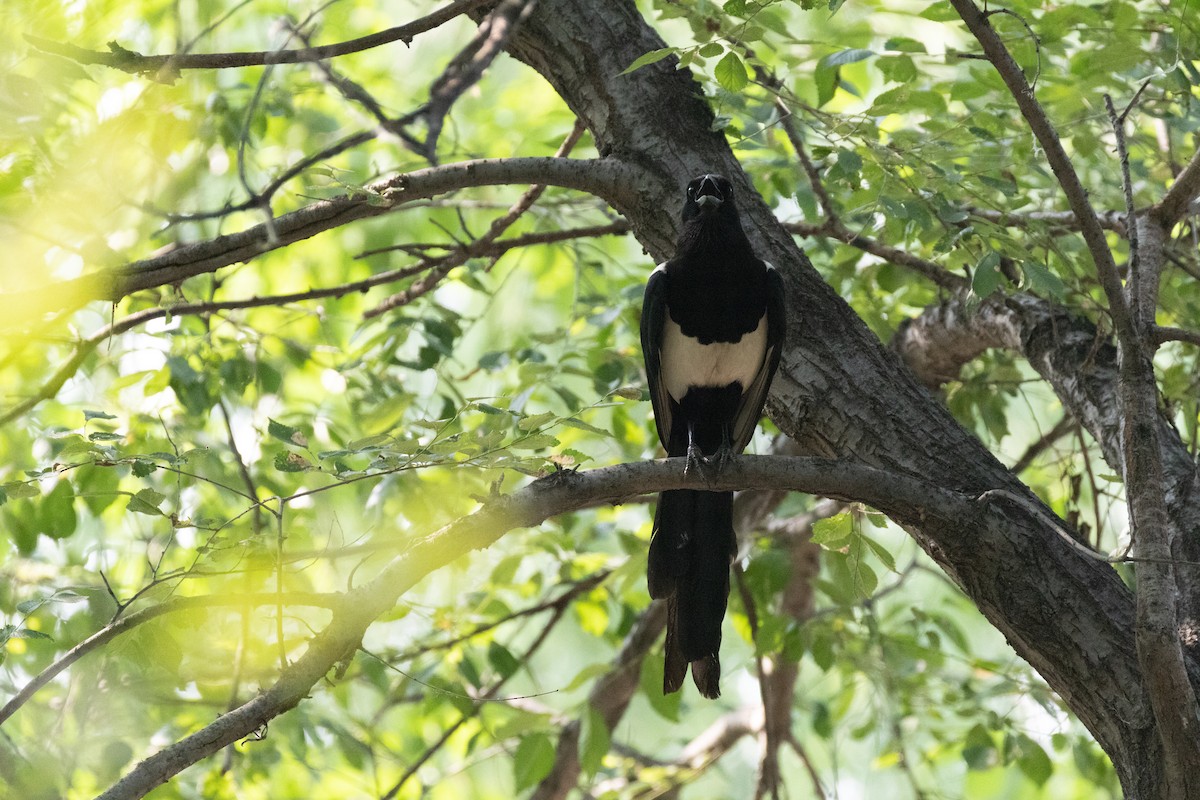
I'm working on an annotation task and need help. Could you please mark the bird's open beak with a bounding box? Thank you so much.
[695,175,723,210]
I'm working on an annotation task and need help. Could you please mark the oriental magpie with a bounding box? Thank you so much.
[640,173,786,698]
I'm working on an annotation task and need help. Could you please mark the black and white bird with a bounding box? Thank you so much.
[640,173,786,698]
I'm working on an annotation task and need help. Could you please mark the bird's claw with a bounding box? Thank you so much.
[707,444,733,474]
[684,442,704,476]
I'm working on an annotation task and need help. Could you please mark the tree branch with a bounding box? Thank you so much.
[0,592,341,728]
[1152,144,1200,227]
[773,108,965,291]
[365,119,586,317]
[530,601,667,800]
[22,0,492,78]
[0,216,629,427]
[94,455,974,800]
[949,0,1132,344]
[0,156,644,330]
[423,0,538,160]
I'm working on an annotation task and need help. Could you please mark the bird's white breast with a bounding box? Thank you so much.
[661,316,767,402]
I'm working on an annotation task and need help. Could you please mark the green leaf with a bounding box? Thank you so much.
[714,52,749,93]
[38,480,77,539]
[811,512,852,546]
[513,733,555,791]
[971,251,1003,298]
[559,417,612,437]
[268,418,308,447]
[274,452,313,472]
[84,409,118,421]
[517,411,557,431]
[1021,261,1066,300]
[131,459,157,478]
[639,655,681,721]
[963,723,998,770]
[510,434,559,451]
[16,598,43,614]
[487,641,520,679]
[127,488,167,516]
[578,705,610,776]
[1012,733,1053,785]
[167,356,213,415]
[860,534,897,572]
[815,48,873,106]
[884,37,927,53]
[821,48,876,69]
[3,481,39,500]
[557,663,605,693]
[11,627,53,641]
[620,48,675,75]
[473,402,506,415]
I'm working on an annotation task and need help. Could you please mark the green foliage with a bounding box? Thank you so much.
[0,0,1183,796]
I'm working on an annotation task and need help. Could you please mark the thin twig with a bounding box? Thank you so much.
[364,119,587,318]
[771,98,963,290]
[379,592,570,799]
[1105,93,1141,322]
[422,0,539,160]
[0,592,341,726]
[22,0,492,77]
[949,0,1132,343]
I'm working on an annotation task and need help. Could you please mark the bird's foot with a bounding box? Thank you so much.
[684,442,704,476]
[704,443,734,474]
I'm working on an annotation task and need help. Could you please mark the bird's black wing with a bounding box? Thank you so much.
[640,265,673,448]
[730,263,786,453]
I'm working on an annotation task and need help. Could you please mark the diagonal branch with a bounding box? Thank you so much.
[0,156,643,330]
[0,218,628,427]
[1152,144,1200,227]
[0,592,341,728]
[773,97,964,291]
[22,0,492,78]
[948,0,1131,343]
[93,455,975,800]
[365,118,585,317]
[423,0,538,160]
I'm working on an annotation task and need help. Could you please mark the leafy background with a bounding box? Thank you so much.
[2,0,1196,796]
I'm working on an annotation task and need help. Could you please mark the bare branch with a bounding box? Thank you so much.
[1153,144,1200,227]
[773,99,838,225]
[1107,94,1141,285]
[380,586,569,799]
[531,601,668,800]
[1153,325,1200,348]
[0,215,630,427]
[423,0,538,160]
[967,206,1128,236]
[22,0,492,78]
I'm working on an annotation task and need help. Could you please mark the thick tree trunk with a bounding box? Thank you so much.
[502,0,1193,794]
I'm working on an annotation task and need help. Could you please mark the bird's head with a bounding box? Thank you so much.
[681,173,735,223]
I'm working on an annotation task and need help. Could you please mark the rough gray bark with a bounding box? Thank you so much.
[501,1,1190,796]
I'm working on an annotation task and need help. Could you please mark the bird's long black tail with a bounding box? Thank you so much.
[647,488,736,698]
